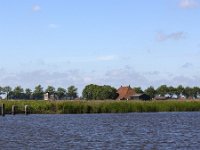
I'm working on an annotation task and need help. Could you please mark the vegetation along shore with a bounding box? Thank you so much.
[1,100,200,114]
[1,84,200,114]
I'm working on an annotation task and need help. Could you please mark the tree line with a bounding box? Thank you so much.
[1,84,200,100]
[82,84,200,100]
[0,85,78,100]
[144,85,200,99]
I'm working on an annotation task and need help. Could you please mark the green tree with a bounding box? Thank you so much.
[82,84,118,100]
[184,87,194,98]
[192,87,200,99]
[67,85,78,100]
[96,85,118,100]
[12,86,24,99]
[56,87,66,100]
[32,85,44,100]
[3,86,12,100]
[24,88,32,100]
[176,85,185,97]
[102,85,118,100]
[134,87,144,93]
[0,86,5,98]
[144,86,156,99]
[45,86,55,95]
[82,84,96,100]
[156,85,169,96]
[168,86,176,97]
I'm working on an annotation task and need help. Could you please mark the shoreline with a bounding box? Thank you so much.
[1,100,200,114]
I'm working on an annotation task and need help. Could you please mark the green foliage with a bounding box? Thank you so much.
[67,85,78,99]
[11,86,24,99]
[144,86,156,99]
[32,85,44,100]
[45,86,56,95]
[168,86,176,96]
[24,88,32,100]
[193,87,200,98]
[56,87,66,100]
[156,85,169,96]
[176,85,185,96]
[134,87,144,93]
[1,84,200,101]
[82,84,118,100]
[0,86,4,96]
[3,86,12,100]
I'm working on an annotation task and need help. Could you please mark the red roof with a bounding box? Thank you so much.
[117,86,136,100]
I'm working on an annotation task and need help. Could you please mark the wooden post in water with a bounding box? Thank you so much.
[25,105,29,115]
[12,105,16,115]
[1,104,5,116]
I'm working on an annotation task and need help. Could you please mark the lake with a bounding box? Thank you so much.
[0,112,200,150]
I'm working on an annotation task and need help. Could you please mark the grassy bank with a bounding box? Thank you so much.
[1,100,200,114]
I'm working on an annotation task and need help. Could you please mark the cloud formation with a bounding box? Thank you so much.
[179,0,199,9]
[157,32,185,42]
[48,24,59,29]
[1,67,200,94]
[181,62,193,68]
[32,5,41,12]
[96,55,117,61]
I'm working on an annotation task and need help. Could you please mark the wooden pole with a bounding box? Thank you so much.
[12,105,16,115]
[25,105,28,115]
[1,104,5,116]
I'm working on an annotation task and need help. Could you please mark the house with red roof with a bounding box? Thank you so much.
[116,85,136,100]
[117,85,150,100]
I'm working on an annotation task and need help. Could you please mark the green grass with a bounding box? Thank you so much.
[0,100,200,114]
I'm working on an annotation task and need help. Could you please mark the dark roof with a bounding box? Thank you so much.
[117,86,136,100]
[155,96,168,100]
[132,94,144,97]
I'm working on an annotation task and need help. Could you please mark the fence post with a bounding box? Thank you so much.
[25,105,29,115]
[1,104,5,116]
[12,105,16,115]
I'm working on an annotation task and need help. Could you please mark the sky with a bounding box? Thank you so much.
[0,0,200,93]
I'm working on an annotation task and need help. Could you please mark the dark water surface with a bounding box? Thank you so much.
[0,112,200,150]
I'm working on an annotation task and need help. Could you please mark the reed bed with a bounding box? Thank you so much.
[0,100,200,114]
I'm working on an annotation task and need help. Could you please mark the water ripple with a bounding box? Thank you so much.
[0,112,200,149]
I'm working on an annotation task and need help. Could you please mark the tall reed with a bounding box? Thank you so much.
[0,100,200,114]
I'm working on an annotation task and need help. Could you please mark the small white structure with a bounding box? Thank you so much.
[44,92,57,100]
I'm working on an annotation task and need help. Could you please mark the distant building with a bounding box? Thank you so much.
[154,96,168,100]
[117,85,136,100]
[130,94,150,101]
[179,94,186,99]
[44,92,58,101]
[171,94,178,99]
[116,85,150,100]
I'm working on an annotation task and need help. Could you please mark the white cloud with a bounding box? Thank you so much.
[1,67,200,95]
[181,62,193,68]
[48,24,59,29]
[0,69,87,94]
[170,75,200,86]
[103,68,149,87]
[157,32,185,42]
[96,55,117,61]
[144,71,160,76]
[32,5,41,12]
[179,0,199,9]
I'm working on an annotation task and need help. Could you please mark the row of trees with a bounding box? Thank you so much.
[1,84,200,100]
[137,85,200,99]
[0,85,78,100]
[82,84,200,100]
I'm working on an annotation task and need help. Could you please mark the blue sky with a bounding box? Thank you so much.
[0,0,200,93]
